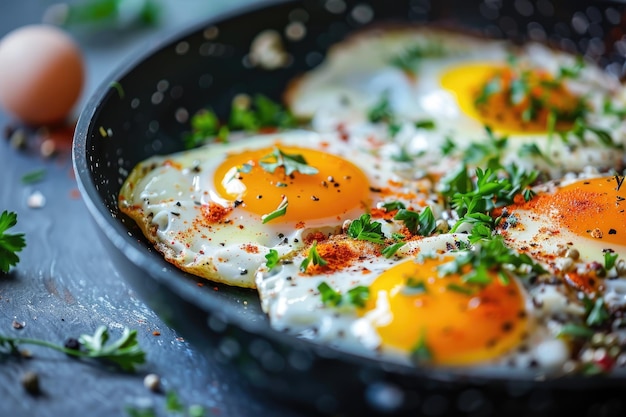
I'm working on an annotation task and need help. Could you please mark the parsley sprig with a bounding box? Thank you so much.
[394,206,437,236]
[347,214,386,244]
[261,196,288,224]
[390,42,445,73]
[259,147,319,176]
[317,282,369,308]
[0,210,26,273]
[437,235,545,285]
[0,325,145,372]
[300,240,327,272]
[441,163,538,233]
[183,95,296,149]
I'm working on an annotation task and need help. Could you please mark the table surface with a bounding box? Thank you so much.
[0,2,314,416]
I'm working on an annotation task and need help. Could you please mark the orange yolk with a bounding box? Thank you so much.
[364,256,527,365]
[514,176,625,246]
[213,146,370,222]
[441,63,582,134]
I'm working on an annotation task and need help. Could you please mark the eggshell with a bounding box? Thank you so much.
[0,24,84,125]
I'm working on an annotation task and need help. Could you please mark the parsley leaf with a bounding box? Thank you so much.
[317,282,342,307]
[394,206,436,236]
[317,281,370,309]
[605,252,619,271]
[401,277,427,295]
[261,196,288,224]
[300,240,327,272]
[21,169,46,184]
[183,109,228,149]
[409,329,432,365]
[345,286,370,308]
[0,325,145,372]
[265,249,280,270]
[437,236,545,285]
[79,326,146,372]
[382,241,406,258]
[381,201,406,212]
[585,297,610,327]
[0,210,26,273]
[259,147,319,176]
[347,214,386,244]
[391,42,445,72]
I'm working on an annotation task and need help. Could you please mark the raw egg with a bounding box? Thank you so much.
[0,24,84,125]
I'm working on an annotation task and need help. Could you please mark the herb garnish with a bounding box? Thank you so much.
[261,196,288,224]
[382,241,406,258]
[0,210,26,273]
[183,109,228,149]
[300,240,327,272]
[604,252,619,272]
[21,169,46,184]
[265,249,280,270]
[0,325,145,372]
[409,329,432,364]
[184,95,296,149]
[126,390,206,417]
[390,42,445,72]
[437,236,545,285]
[347,214,386,244]
[401,277,427,295]
[394,206,436,236]
[441,163,538,233]
[259,147,319,176]
[317,281,369,308]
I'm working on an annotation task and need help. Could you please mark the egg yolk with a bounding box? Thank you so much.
[511,176,626,248]
[441,63,582,134]
[213,145,370,222]
[364,256,527,365]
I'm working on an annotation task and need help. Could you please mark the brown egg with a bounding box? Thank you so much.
[0,24,84,126]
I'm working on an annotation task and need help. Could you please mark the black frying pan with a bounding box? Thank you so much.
[72,0,626,415]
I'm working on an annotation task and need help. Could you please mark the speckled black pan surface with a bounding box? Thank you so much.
[73,0,626,415]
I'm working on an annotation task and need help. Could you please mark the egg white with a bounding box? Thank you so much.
[286,27,626,179]
[119,129,443,287]
[255,232,573,375]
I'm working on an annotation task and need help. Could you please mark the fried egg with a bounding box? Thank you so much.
[286,27,626,178]
[256,233,571,373]
[119,129,441,287]
[498,172,626,272]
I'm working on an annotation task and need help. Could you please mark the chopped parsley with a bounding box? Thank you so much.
[381,201,406,212]
[382,241,406,258]
[183,109,229,149]
[265,249,280,270]
[184,95,296,149]
[401,277,427,295]
[317,281,369,308]
[390,42,445,72]
[437,235,545,286]
[605,252,619,271]
[300,240,327,272]
[21,169,46,184]
[230,94,296,131]
[259,147,319,176]
[261,196,288,224]
[584,297,610,327]
[442,163,538,233]
[394,206,436,236]
[409,329,432,364]
[0,210,26,273]
[347,214,386,244]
